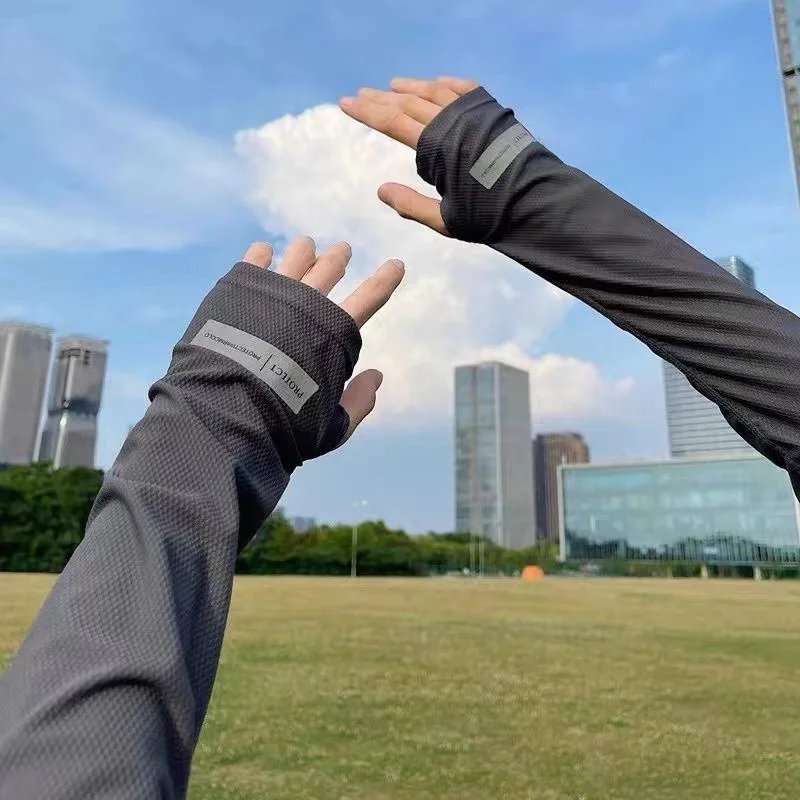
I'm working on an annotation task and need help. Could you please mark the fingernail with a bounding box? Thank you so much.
[390,259,405,270]
[340,96,354,108]
[375,372,384,389]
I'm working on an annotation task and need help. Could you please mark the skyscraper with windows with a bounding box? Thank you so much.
[771,0,800,200]
[454,361,535,549]
[533,432,590,544]
[39,336,108,469]
[663,256,756,459]
[0,322,53,465]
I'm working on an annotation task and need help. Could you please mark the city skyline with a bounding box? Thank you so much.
[1,0,797,533]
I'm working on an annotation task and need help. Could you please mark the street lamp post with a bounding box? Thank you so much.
[351,499,368,578]
[351,523,358,578]
[469,533,477,575]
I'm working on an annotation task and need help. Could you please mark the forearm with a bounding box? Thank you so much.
[419,88,800,481]
[0,393,279,798]
[0,261,359,798]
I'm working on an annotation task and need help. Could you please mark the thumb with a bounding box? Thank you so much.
[378,182,450,236]
[339,369,384,443]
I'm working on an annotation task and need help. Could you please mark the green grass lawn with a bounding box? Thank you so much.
[3,575,800,799]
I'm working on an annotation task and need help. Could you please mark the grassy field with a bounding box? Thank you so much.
[3,575,800,799]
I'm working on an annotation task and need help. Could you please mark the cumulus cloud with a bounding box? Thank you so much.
[235,105,636,426]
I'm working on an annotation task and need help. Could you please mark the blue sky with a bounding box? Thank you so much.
[1,0,798,532]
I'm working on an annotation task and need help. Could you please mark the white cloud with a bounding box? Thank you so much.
[476,343,636,418]
[0,195,200,253]
[235,105,636,426]
[0,34,244,253]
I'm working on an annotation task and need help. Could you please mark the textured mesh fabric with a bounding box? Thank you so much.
[0,261,361,798]
[418,87,800,493]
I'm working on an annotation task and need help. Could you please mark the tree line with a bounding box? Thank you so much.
[0,464,557,576]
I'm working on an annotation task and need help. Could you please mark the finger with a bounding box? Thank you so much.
[357,86,441,125]
[276,236,316,280]
[242,241,273,269]
[301,241,351,296]
[339,94,424,149]
[378,183,449,237]
[389,77,460,108]
[339,369,383,443]
[340,259,405,328]
[436,76,480,96]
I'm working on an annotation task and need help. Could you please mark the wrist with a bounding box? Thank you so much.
[416,88,560,244]
[158,261,361,470]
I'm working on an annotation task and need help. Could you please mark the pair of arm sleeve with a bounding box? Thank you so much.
[3,87,800,799]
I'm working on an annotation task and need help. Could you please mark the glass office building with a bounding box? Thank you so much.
[771,0,800,202]
[663,256,756,458]
[454,362,536,549]
[559,454,800,564]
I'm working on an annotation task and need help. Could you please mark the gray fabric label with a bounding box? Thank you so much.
[191,319,318,414]
[469,122,535,189]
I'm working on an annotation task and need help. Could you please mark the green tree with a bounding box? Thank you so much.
[0,464,103,572]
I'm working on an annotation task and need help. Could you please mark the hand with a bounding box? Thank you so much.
[339,76,479,237]
[242,237,404,443]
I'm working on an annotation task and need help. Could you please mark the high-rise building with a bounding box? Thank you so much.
[0,322,53,465]
[771,0,800,200]
[663,256,756,459]
[454,362,535,549]
[715,255,756,289]
[533,432,590,543]
[39,336,108,469]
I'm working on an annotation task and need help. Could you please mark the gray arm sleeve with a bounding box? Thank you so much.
[0,261,361,799]
[418,87,800,493]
